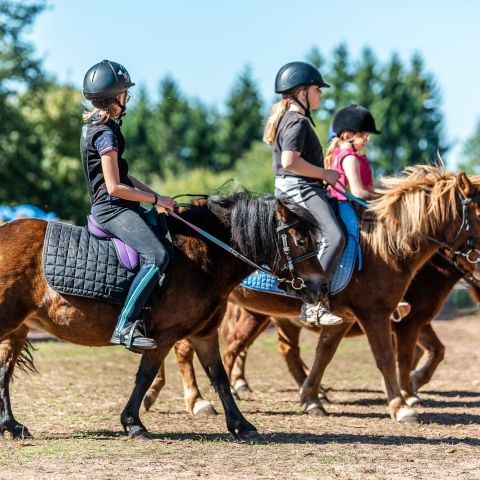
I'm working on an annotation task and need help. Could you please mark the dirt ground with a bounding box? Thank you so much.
[1,315,479,480]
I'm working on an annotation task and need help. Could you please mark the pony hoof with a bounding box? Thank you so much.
[192,400,217,416]
[230,387,241,400]
[143,394,156,412]
[233,379,252,393]
[318,390,331,403]
[127,426,151,439]
[2,425,33,440]
[410,371,420,392]
[396,406,419,423]
[237,429,261,443]
[303,401,328,416]
[406,395,421,407]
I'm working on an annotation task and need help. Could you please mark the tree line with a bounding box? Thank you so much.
[3,0,478,223]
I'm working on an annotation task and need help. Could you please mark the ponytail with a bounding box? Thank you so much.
[324,137,342,169]
[263,98,289,145]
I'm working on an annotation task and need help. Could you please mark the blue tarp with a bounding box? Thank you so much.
[0,204,58,222]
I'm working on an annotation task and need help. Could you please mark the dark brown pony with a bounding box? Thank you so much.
[0,193,325,440]
[143,167,480,423]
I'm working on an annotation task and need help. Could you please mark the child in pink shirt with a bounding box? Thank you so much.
[325,104,410,321]
[325,104,379,201]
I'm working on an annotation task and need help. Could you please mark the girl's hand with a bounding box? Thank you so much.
[155,195,176,212]
[323,169,340,186]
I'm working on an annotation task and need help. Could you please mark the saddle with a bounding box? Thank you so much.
[42,209,172,305]
[241,200,362,297]
[87,215,139,270]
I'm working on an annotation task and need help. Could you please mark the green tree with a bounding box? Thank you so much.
[0,0,48,205]
[458,120,480,174]
[373,53,446,175]
[18,82,87,221]
[219,65,263,169]
[320,43,355,122]
[122,85,155,179]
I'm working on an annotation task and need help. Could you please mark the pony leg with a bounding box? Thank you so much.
[362,316,418,423]
[143,362,166,412]
[174,339,217,416]
[300,322,351,415]
[230,350,250,392]
[230,318,270,393]
[275,318,307,388]
[410,324,445,392]
[394,320,422,406]
[190,330,258,441]
[412,344,425,370]
[121,349,169,438]
[223,309,269,382]
[0,325,32,439]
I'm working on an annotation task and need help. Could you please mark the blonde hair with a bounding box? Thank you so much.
[82,105,116,125]
[263,98,289,145]
[263,85,308,145]
[82,94,125,125]
[324,137,342,169]
[324,131,356,168]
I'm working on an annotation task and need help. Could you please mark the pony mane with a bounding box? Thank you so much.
[207,192,316,266]
[363,164,460,260]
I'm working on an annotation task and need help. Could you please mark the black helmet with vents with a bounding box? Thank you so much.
[83,60,135,101]
[275,61,330,94]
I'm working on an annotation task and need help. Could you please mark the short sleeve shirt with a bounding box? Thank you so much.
[93,129,119,155]
[273,111,324,178]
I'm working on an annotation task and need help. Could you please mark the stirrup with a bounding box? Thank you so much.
[111,319,157,352]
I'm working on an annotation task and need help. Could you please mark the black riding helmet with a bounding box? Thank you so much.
[332,104,381,135]
[275,62,330,126]
[275,61,330,94]
[83,60,135,102]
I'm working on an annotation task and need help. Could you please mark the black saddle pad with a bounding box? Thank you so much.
[43,221,137,304]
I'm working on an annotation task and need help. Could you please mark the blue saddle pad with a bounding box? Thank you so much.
[240,269,300,299]
[330,201,362,294]
[240,200,362,297]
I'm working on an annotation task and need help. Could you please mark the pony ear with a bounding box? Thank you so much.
[208,196,232,224]
[457,172,473,197]
[276,200,291,224]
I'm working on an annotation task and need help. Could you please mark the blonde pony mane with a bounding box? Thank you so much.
[361,164,461,260]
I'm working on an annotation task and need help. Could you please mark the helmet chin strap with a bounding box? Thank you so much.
[112,97,127,125]
[290,89,316,127]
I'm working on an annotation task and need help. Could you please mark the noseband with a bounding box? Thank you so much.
[421,191,480,265]
[275,218,319,290]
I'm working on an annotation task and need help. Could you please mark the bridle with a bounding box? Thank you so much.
[435,248,480,288]
[420,190,480,265]
[169,206,319,291]
[275,218,319,290]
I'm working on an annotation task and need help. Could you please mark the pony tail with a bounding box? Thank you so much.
[82,107,112,125]
[263,99,289,145]
[324,137,341,169]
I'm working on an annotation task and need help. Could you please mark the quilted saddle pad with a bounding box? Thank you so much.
[42,221,136,305]
[241,200,362,297]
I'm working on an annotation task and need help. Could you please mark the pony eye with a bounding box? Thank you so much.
[297,238,307,247]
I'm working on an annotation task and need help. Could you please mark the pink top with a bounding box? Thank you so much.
[328,147,373,201]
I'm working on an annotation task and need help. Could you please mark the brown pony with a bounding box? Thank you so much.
[0,193,325,440]
[142,167,480,423]
[142,252,480,418]
[222,250,480,408]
